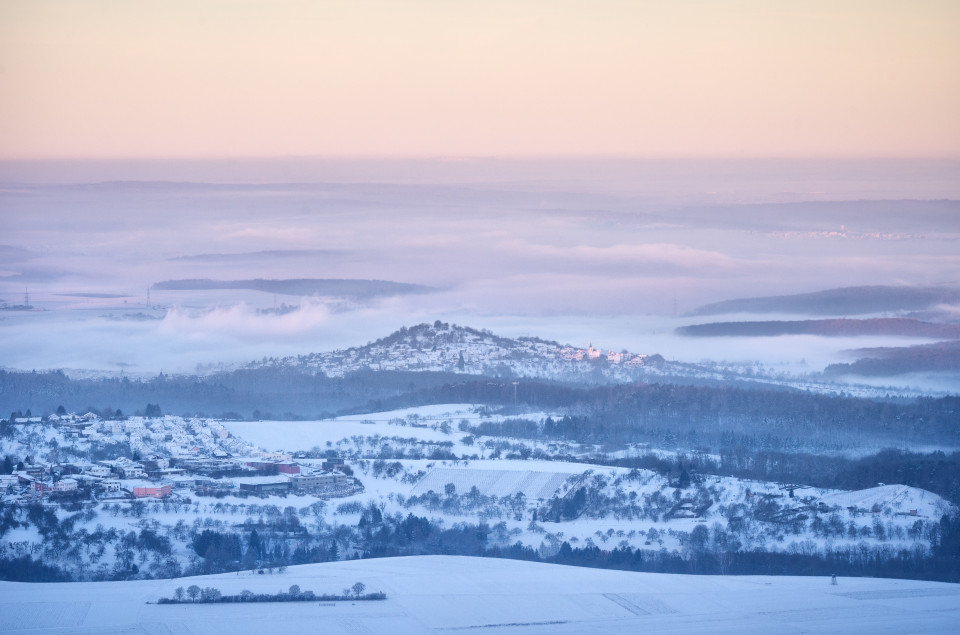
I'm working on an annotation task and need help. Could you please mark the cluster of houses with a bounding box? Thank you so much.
[1,453,359,504]
[2,412,370,506]
[45,412,255,461]
[558,345,647,365]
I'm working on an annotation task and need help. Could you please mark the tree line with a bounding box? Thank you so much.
[157,582,383,604]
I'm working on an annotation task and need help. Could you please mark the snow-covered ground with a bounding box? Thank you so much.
[224,404,561,458]
[220,406,954,557]
[1,555,958,634]
[3,405,951,571]
[226,404,491,453]
[336,458,953,555]
[820,484,941,514]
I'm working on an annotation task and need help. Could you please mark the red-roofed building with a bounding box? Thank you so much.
[245,461,300,475]
[132,484,172,498]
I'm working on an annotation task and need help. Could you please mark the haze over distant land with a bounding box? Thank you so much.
[151,278,434,301]
[0,159,958,395]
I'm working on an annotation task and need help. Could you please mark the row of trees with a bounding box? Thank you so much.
[159,582,379,604]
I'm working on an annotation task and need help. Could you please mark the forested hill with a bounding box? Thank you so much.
[825,340,960,376]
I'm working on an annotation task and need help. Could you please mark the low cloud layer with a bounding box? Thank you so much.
[1,163,958,376]
[159,302,333,339]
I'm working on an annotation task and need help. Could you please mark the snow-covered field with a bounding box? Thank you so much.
[1,555,958,634]
[225,404,487,453]
[223,404,561,458]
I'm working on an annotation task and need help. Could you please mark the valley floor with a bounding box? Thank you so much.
[1,555,959,634]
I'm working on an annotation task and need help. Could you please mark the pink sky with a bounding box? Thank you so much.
[1,1,959,159]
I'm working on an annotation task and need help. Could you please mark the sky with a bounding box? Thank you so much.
[1,0,959,159]
[1,2,958,387]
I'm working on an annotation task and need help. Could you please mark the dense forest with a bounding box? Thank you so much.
[412,380,960,452]
[0,368,465,420]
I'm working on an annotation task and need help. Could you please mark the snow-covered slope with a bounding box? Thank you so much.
[819,484,944,517]
[3,404,952,576]
[1,555,958,634]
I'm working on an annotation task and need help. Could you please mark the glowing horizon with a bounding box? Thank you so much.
[1,1,959,160]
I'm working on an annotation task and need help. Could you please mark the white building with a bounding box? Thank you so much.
[285,471,348,491]
[87,465,113,478]
[53,478,78,492]
[100,480,121,492]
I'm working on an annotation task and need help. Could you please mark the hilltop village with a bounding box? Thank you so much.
[258,322,653,379]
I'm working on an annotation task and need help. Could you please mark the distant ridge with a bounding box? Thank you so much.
[677,318,960,338]
[825,340,960,376]
[168,249,342,263]
[688,285,960,317]
[152,278,434,299]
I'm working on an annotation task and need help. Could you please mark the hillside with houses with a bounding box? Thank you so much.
[2,404,958,584]
[1,412,361,509]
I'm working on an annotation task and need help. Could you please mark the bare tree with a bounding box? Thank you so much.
[352,582,366,598]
